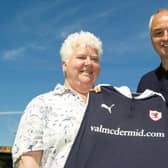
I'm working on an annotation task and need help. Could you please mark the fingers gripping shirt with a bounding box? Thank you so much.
[12,84,87,168]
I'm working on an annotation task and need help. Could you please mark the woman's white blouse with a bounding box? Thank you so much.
[12,84,87,168]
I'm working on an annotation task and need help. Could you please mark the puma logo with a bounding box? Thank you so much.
[101,103,115,114]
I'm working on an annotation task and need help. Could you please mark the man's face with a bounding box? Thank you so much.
[151,10,168,60]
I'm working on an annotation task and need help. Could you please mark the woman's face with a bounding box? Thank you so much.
[63,44,100,93]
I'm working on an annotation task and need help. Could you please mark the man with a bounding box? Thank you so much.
[137,9,168,103]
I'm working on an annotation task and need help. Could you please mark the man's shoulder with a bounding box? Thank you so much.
[140,70,155,79]
[137,67,160,92]
[140,67,159,81]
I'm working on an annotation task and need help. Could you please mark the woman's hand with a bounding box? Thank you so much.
[90,85,102,93]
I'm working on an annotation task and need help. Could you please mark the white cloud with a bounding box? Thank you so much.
[57,8,115,39]
[29,43,46,51]
[2,43,47,61]
[0,111,22,115]
[60,31,68,38]
[105,30,149,57]
[95,9,114,18]
[59,23,83,39]
[2,47,26,60]
[138,31,149,39]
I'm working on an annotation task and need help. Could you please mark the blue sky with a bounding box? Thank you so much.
[0,0,167,146]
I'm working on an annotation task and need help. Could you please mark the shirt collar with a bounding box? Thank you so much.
[114,85,165,101]
[156,64,168,79]
[53,83,72,95]
[53,83,88,104]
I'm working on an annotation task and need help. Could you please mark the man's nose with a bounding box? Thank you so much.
[163,30,168,41]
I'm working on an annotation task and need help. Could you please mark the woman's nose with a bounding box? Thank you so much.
[85,57,92,64]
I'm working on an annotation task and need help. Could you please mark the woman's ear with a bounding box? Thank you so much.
[62,61,67,74]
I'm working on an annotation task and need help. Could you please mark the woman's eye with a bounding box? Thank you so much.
[91,57,99,62]
[77,56,85,59]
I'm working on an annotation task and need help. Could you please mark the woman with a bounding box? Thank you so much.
[12,31,103,168]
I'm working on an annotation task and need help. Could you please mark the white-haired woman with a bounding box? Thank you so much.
[12,31,103,168]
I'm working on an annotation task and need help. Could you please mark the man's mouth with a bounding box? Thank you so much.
[161,42,168,48]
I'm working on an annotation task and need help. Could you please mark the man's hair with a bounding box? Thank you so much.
[149,8,168,31]
[60,31,103,62]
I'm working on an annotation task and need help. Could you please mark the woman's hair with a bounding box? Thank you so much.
[60,31,103,62]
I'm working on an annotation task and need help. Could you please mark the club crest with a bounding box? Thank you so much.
[149,110,162,121]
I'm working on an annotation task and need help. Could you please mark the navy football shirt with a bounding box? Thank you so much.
[65,86,168,168]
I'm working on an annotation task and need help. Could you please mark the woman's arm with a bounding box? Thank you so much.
[18,151,43,168]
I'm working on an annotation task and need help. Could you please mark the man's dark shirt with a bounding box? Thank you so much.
[137,64,168,104]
